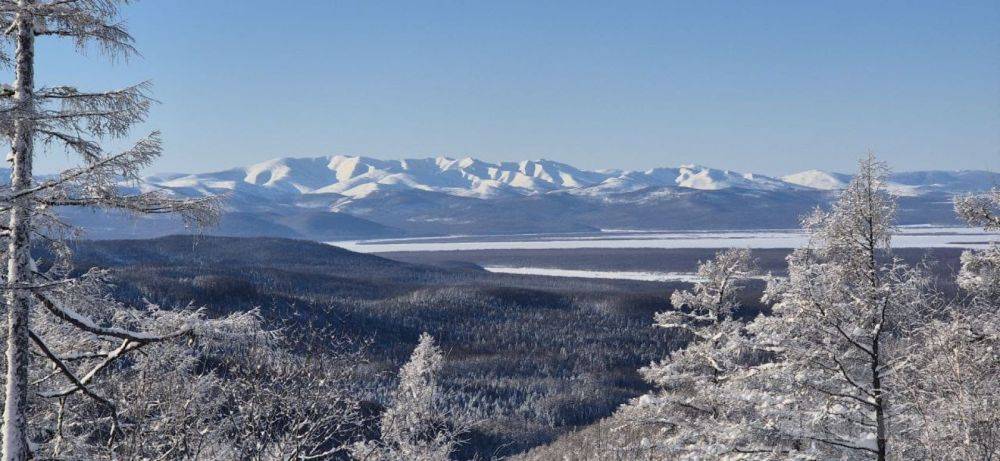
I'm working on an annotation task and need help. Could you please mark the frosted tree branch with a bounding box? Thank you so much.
[33,291,194,343]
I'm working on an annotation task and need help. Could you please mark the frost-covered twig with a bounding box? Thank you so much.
[34,292,194,343]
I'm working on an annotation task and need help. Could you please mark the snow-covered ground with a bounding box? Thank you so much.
[330,226,996,253]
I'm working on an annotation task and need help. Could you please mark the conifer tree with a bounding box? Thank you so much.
[0,2,216,458]
[354,333,465,461]
[751,155,934,459]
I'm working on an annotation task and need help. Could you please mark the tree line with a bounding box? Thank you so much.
[523,157,999,460]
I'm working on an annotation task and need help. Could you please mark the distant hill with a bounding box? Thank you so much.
[36,156,997,239]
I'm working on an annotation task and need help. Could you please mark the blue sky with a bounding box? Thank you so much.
[33,0,1000,175]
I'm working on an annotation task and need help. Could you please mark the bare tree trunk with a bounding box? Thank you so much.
[872,342,887,461]
[2,2,35,460]
[862,162,888,461]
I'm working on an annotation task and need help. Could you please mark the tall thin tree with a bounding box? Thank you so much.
[0,1,215,459]
[353,333,466,461]
[752,155,934,459]
[625,248,773,458]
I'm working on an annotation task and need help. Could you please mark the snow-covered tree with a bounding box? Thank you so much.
[218,328,365,461]
[888,187,1000,459]
[36,307,271,459]
[642,248,758,410]
[955,188,1000,231]
[601,248,800,459]
[622,158,996,460]
[750,155,935,460]
[662,248,757,329]
[0,1,217,459]
[955,188,1000,305]
[354,333,465,461]
[894,308,1000,460]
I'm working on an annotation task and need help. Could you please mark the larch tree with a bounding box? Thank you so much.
[353,332,465,461]
[890,187,1000,459]
[954,187,1000,305]
[641,248,759,432]
[0,1,217,459]
[555,159,997,460]
[749,155,935,459]
[609,248,796,459]
[894,308,999,459]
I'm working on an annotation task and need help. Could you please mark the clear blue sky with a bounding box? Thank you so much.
[33,0,1000,175]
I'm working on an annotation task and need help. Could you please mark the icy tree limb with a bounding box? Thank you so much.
[28,329,116,412]
[33,291,193,343]
[41,192,222,227]
[4,134,160,202]
[955,190,1000,231]
[38,338,139,399]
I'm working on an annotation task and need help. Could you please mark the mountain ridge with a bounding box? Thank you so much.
[144,155,999,201]
[42,155,998,240]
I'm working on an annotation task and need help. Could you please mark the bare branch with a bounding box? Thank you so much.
[29,329,117,413]
[3,132,161,202]
[31,0,137,59]
[33,291,193,343]
[37,337,140,399]
[42,190,223,229]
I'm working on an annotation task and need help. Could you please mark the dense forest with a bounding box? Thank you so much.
[62,235,692,457]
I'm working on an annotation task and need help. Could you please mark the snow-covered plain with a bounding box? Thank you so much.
[330,226,996,253]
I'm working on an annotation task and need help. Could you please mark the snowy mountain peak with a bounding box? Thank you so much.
[149,156,999,206]
[110,156,1000,241]
[782,170,851,190]
[782,168,998,195]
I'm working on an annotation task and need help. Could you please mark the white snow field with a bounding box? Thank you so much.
[330,226,996,253]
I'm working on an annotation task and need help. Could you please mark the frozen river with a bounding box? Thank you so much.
[481,267,704,282]
[330,226,996,253]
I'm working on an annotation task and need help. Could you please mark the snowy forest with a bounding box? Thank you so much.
[0,1,995,460]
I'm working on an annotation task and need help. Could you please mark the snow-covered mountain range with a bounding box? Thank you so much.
[63,156,998,240]
[146,155,995,200]
[780,168,999,196]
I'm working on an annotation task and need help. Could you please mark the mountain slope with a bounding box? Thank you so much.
[782,170,853,190]
[783,169,999,195]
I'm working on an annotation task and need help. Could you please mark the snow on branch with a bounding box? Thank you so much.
[36,82,152,139]
[37,128,103,162]
[29,0,137,59]
[29,329,118,413]
[37,337,139,399]
[43,190,223,229]
[32,290,272,402]
[955,188,1000,231]
[5,132,161,202]
[33,291,194,343]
